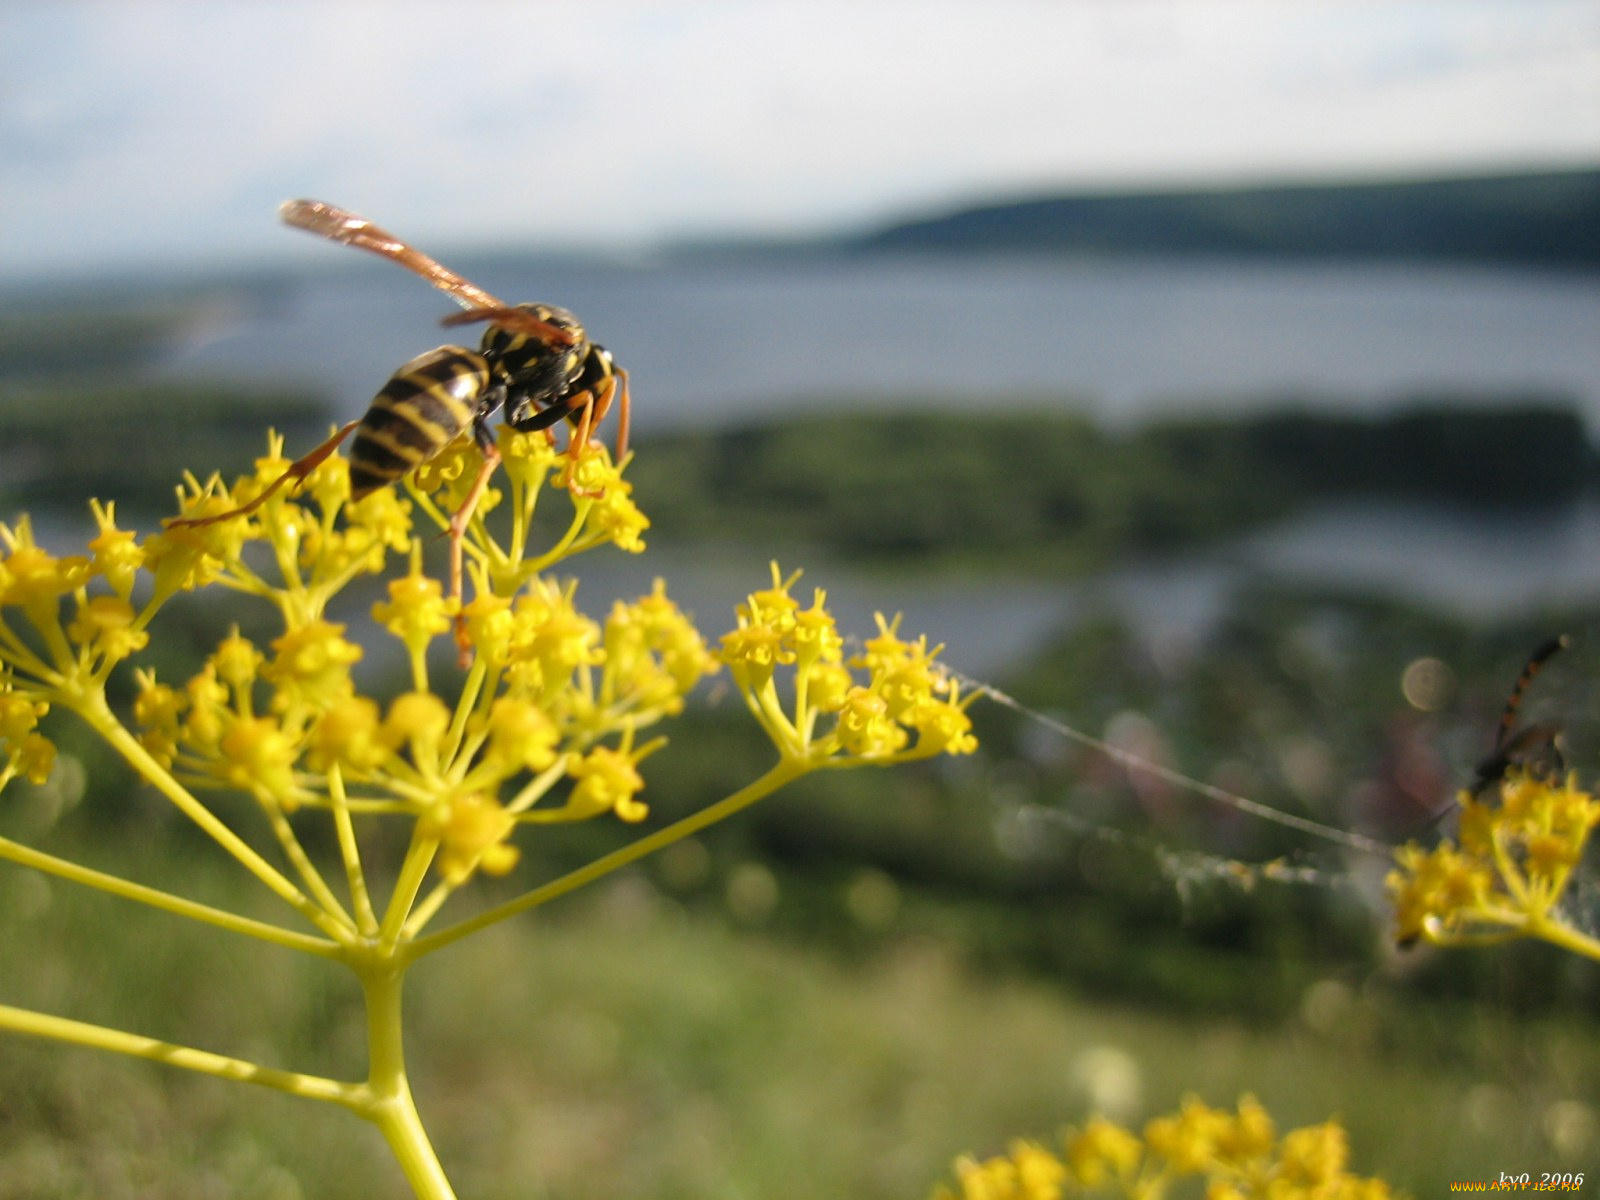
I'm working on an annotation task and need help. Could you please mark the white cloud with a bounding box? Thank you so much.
[1,0,1596,279]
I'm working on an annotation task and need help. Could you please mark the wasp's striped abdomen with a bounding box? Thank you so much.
[349,346,490,498]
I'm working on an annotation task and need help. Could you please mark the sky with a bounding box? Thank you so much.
[2,0,1598,282]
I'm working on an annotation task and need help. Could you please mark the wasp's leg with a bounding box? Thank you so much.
[610,368,631,461]
[168,421,362,528]
[504,397,571,434]
[559,371,629,492]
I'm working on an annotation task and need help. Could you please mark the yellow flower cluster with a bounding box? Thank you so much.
[0,431,694,893]
[719,565,978,767]
[1,506,152,787]
[1388,770,1600,957]
[932,1096,1394,1200]
[131,580,712,887]
[4,428,980,915]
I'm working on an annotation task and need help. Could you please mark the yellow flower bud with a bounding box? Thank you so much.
[373,572,454,656]
[1065,1116,1143,1186]
[1277,1121,1348,1185]
[1,542,91,615]
[218,716,298,806]
[263,620,362,712]
[88,500,145,599]
[211,630,263,693]
[480,698,558,773]
[308,696,388,774]
[836,687,904,758]
[345,486,414,552]
[803,662,853,714]
[384,691,452,758]
[17,732,57,785]
[0,692,48,745]
[421,792,520,885]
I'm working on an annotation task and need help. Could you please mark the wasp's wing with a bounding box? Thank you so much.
[440,305,577,345]
[279,199,505,314]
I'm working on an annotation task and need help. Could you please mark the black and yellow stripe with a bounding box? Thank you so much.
[349,346,489,498]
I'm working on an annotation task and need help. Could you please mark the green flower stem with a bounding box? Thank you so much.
[400,877,457,940]
[506,757,571,816]
[1489,833,1531,908]
[755,684,802,753]
[0,613,59,681]
[1423,927,1520,949]
[0,834,339,957]
[0,1001,356,1106]
[27,603,76,676]
[1526,913,1600,961]
[264,801,354,929]
[355,959,457,1200]
[521,506,591,579]
[506,474,545,564]
[327,766,380,936]
[379,828,440,951]
[812,746,942,769]
[441,656,490,768]
[75,692,353,944]
[405,759,807,961]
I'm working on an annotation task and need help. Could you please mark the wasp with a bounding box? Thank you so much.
[1469,634,1569,796]
[1404,634,1570,893]
[171,199,631,661]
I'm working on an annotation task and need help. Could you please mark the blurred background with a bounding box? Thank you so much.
[2,2,1600,1197]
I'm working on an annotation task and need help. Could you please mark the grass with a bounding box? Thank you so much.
[1,830,1594,1199]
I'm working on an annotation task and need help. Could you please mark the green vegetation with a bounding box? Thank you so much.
[0,379,326,512]
[629,402,1593,569]
[858,168,1600,268]
[0,289,325,514]
[0,840,1590,1198]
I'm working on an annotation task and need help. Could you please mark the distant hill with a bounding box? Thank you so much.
[856,169,1600,268]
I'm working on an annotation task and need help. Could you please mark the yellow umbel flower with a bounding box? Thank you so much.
[2,414,993,1198]
[66,596,147,665]
[306,695,388,775]
[263,620,363,712]
[1387,770,1600,958]
[217,715,301,807]
[1064,1117,1143,1188]
[476,697,560,774]
[720,569,977,767]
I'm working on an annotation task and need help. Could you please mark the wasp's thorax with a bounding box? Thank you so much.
[482,303,588,396]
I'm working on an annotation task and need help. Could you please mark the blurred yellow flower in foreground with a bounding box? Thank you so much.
[932,1096,1395,1200]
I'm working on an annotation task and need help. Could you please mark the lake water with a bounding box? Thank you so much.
[563,495,1600,679]
[162,253,1600,434]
